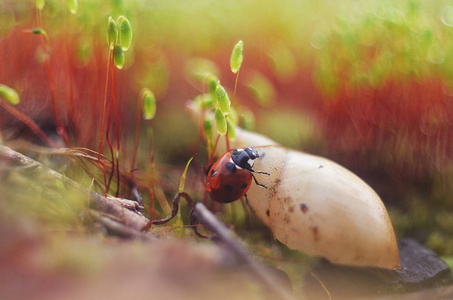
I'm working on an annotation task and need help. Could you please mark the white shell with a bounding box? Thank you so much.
[187,102,400,269]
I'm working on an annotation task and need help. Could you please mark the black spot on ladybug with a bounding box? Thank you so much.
[224,185,234,191]
[225,162,237,173]
[319,165,324,169]
[210,169,217,178]
[301,203,308,213]
[240,183,248,189]
[266,209,270,217]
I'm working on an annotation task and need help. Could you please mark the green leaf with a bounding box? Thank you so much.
[114,44,125,69]
[117,16,133,51]
[206,74,218,101]
[230,40,244,74]
[36,0,45,10]
[141,89,156,120]
[66,0,78,14]
[107,16,116,49]
[214,107,227,136]
[215,83,230,115]
[0,84,20,105]
[227,118,236,142]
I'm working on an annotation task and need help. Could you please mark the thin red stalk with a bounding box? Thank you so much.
[231,70,240,107]
[43,53,70,147]
[106,96,116,191]
[225,124,230,152]
[223,70,240,153]
[63,8,76,142]
[113,95,120,197]
[130,94,143,176]
[149,150,155,222]
[35,8,70,147]
[0,98,59,148]
[97,48,113,196]
[110,82,121,197]
[209,134,221,165]
[63,41,76,141]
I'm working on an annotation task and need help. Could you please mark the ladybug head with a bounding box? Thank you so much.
[231,147,259,171]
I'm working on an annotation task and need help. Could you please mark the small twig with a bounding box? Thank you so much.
[192,202,295,300]
[90,210,156,242]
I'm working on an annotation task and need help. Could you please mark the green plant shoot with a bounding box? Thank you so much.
[0,84,20,105]
[117,16,133,51]
[227,118,236,142]
[107,16,116,49]
[230,40,244,74]
[36,0,45,10]
[207,74,218,99]
[215,107,227,135]
[215,83,230,115]
[142,89,156,120]
[66,0,78,14]
[179,156,194,194]
[31,28,47,37]
[114,45,125,69]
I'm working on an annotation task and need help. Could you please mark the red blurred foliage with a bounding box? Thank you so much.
[318,78,453,179]
[0,25,141,149]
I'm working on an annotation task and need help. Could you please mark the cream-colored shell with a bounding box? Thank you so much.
[187,103,400,269]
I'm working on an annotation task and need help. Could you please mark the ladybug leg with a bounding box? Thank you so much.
[251,173,267,189]
[249,168,270,176]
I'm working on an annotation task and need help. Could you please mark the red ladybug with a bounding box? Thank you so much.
[206,147,269,203]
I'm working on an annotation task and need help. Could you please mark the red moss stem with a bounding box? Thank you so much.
[0,98,59,148]
[105,97,116,191]
[35,8,70,147]
[130,93,143,176]
[97,48,113,196]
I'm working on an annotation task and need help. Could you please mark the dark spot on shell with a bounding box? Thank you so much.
[240,183,248,189]
[283,214,290,224]
[225,162,237,173]
[311,226,319,242]
[266,210,270,217]
[289,206,295,213]
[301,203,308,213]
[224,185,234,191]
[210,169,217,178]
[283,196,291,204]
[319,165,324,168]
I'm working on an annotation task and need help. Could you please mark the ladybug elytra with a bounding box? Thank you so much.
[206,147,269,203]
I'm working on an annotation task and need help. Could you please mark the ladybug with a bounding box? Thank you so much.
[206,147,269,203]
